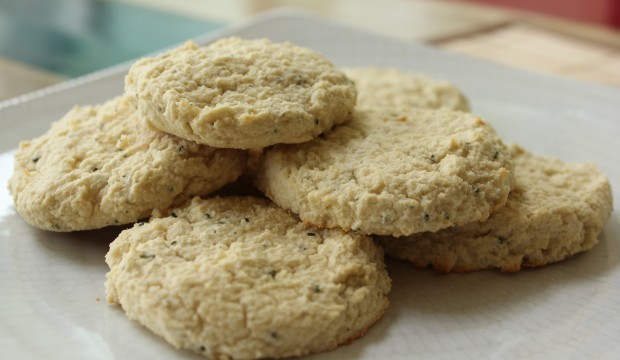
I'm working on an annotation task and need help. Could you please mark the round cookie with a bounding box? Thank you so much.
[125,38,357,149]
[8,97,247,231]
[378,145,613,273]
[256,107,514,237]
[105,196,391,359]
[343,67,470,111]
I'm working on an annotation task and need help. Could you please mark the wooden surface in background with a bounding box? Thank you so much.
[1,0,619,101]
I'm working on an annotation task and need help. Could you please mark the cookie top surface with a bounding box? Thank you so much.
[105,196,390,359]
[256,107,514,236]
[343,67,470,111]
[125,38,357,149]
[379,145,613,273]
[8,97,247,231]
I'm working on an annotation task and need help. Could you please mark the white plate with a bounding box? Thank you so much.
[1,9,619,360]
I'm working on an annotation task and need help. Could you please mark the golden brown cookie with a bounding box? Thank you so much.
[105,196,391,359]
[378,145,613,272]
[9,97,246,231]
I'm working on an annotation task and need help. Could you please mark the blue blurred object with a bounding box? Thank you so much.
[0,0,222,77]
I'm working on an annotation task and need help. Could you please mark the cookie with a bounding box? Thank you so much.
[343,67,470,111]
[125,38,357,149]
[213,148,266,197]
[8,97,247,231]
[378,145,613,273]
[256,107,513,237]
[105,196,391,359]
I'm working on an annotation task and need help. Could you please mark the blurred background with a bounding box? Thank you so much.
[1,0,619,101]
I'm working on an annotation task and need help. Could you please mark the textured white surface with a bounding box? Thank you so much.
[1,9,619,360]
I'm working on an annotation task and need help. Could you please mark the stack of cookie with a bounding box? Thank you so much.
[8,37,612,360]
